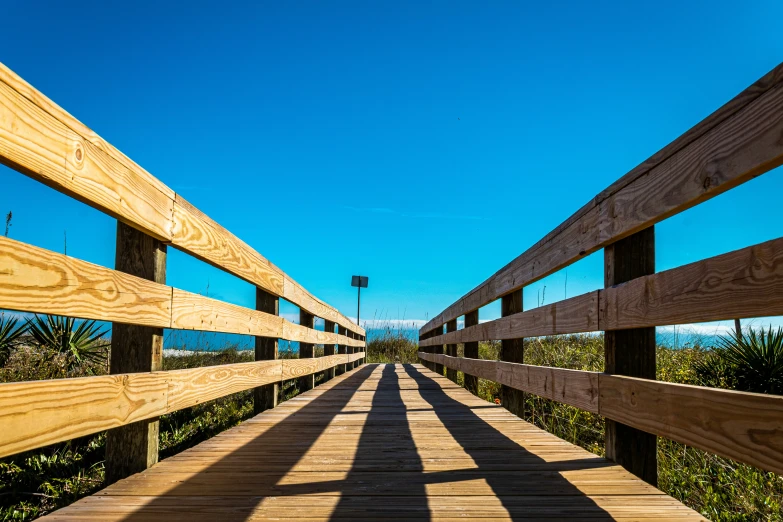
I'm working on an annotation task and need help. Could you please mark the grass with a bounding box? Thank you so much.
[365,329,783,521]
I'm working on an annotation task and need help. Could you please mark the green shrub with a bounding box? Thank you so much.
[0,314,25,367]
[695,326,783,394]
[25,316,108,373]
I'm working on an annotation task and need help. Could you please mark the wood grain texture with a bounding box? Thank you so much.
[0,355,363,458]
[170,197,284,297]
[602,236,783,330]
[40,364,702,521]
[445,319,458,382]
[0,235,365,347]
[421,62,783,335]
[500,289,525,418]
[419,292,598,347]
[418,352,600,414]
[0,72,174,241]
[0,236,172,327]
[166,361,283,413]
[281,353,363,381]
[0,373,168,458]
[171,289,283,338]
[0,61,362,337]
[599,374,783,476]
[421,235,783,343]
[106,222,168,484]
[418,353,783,476]
[463,309,479,396]
[283,274,365,336]
[603,227,657,486]
[254,288,279,414]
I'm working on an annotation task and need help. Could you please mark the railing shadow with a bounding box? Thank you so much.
[99,363,614,521]
[114,365,377,522]
[388,364,613,521]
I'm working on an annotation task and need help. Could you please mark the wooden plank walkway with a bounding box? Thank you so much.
[43,364,704,521]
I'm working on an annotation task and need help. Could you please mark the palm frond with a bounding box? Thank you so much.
[707,325,783,395]
[0,314,27,366]
[26,315,109,371]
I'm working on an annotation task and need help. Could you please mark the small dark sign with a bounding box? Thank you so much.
[351,275,368,288]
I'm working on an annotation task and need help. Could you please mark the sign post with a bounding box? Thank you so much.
[351,275,368,327]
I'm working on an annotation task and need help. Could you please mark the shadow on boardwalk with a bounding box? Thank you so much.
[65,364,611,521]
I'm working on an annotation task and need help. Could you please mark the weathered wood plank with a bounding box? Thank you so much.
[0,355,364,458]
[421,62,783,335]
[254,287,279,414]
[445,319,457,382]
[418,352,600,414]
[602,236,783,329]
[500,289,525,418]
[0,236,171,327]
[599,374,783,476]
[298,310,315,392]
[283,275,365,336]
[603,227,657,486]
[280,353,364,381]
[463,309,479,396]
[421,236,783,344]
[0,72,174,241]
[418,353,783,476]
[0,236,365,347]
[170,289,283,338]
[0,62,362,337]
[105,222,168,484]
[323,320,336,382]
[170,197,284,296]
[165,360,283,413]
[0,373,169,458]
[40,363,702,521]
[419,292,599,347]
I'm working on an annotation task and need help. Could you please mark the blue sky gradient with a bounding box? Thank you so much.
[2,1,782,332]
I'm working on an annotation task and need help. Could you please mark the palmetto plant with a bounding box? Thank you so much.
[695,326,783,395]
[26,315,109,370]
[0,313,26,366]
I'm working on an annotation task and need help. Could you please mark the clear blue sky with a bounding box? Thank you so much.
[2,1,782,332]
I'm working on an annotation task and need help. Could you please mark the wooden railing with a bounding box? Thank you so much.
[0,62,365,478]
[419,62,783,484]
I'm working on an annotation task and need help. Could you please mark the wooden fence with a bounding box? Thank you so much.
[0,62,365,480]
[419,62,783,484]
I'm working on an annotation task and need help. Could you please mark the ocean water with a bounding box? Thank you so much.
[161,327,725,353]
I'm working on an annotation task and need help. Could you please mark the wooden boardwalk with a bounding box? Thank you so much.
[44,364,703,521]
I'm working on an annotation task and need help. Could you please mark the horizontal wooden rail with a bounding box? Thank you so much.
[0,351,365,458]
[0,236,365,347]
[421,61,783,335]
[419,352,783,476]
[420,236,783,346]
[0,62,363,337]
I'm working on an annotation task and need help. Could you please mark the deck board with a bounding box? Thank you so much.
[42,364,704,521]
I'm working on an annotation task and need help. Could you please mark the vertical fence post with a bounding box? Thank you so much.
[500,290,524,418]
[299,310,315,392]
[418,331,427,369]
[337,325,347,375]
[464,309,479,395]
[105,222,166,485]
[351,331,359,369]
[255,288,279,414]
[446,319,458,382]
[324,320,336,381]
[346,331,353,370]
[604,226,657,486]
[433,325,444,376]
